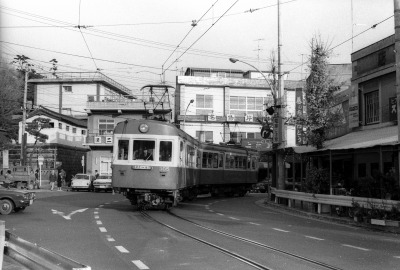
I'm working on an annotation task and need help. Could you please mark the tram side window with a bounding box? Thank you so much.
[202,152,214,168]
[118,140,129,160]
[186,145,195,168]
[252,156,257,170]
[159,141,172,162]
[196,150,201,168]
[133,140,155,160]
[218,153,224,168]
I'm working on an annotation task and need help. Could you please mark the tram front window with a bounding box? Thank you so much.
[159,141,172,162]
[118,140,129,160]
[133,140,155,160]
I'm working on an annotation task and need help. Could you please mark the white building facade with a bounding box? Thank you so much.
[175,68,303,150]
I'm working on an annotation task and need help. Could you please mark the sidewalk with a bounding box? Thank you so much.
[257,197,400,234]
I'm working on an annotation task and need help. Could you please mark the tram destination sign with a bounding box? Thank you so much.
[132,165,152,170]
[241,139,272,151]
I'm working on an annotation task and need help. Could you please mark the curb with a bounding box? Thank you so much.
[256,198,400,235]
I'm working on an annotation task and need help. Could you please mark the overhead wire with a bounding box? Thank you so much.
[163,0,240,77]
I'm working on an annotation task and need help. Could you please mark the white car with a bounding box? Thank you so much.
[70,174,94,191]
[93,175,112,192]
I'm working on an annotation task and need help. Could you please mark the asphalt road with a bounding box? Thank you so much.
[1,190,399,270]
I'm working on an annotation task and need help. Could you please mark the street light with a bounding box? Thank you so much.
[183,99,194,130]
[229,58,277,104]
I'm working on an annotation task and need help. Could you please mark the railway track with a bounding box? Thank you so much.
[140,210,343,270]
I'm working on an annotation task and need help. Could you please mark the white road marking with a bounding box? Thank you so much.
[208,210,214,212]
[96,221,102,225]
[106,235,115,242]
[273,228,290,233]
[248,222,261,226]
[95,208,99,210]
[305,235,324,241]
[394,256,400,259]
[99,227,107,232]
[94,211,98,214]
[94,215,99,219]
[217,213,224,216]
[105,203,110,205]
[229,217,239,220]
[342,244,369,251]
[132,260,149,269]
[99,205,104,207]
[113,201,119,203]
[51,208,88,220]
[115,246,129,253]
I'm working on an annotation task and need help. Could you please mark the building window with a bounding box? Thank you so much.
[63,86,72,92]
[49,122,54,128]
[230,96,246,110]
[81,130,86,135]
[365,90,379,124]
[88,95,95,102]
[98,119,114,135]
[58,123,62,129]
[72,127,77,134]
[196,94,213,108]
[196,131,213,142]
[66,125,70,131]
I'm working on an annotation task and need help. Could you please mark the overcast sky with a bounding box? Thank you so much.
[0,0,395,94]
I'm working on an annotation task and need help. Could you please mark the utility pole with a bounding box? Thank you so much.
[394,0,400,184]
[21,68,29,166]
[276,0,285,191]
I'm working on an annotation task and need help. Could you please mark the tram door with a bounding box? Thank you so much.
[179,141,186,187]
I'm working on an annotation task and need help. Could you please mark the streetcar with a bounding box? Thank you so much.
[112,119,258,209]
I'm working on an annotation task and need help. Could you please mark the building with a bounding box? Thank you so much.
[16,106,88,183]
[274,35,399,204]
[83,84,173,175]
[175,67,304,152]
[29,72,135,117]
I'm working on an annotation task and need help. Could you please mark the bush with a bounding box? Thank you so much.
[302,167,330,194]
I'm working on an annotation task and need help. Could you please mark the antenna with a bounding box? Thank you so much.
[254,38,265,70]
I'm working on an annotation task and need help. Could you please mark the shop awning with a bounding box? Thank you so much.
[293,125,398,154]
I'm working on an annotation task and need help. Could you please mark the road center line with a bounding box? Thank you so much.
[106,235,115,242]
[115,246,129,253]
[305,235,324,241]
[342,244,369,251]
[394,256,400,259]
[132,260,149,269]
[217,213,224,216]
[99,227,107,232]
[228,217,239,220]
[248,222,261,226]
[96,220,102,225]
[94,211,98,214]
[94,215,99,219]
[273,228,290,233]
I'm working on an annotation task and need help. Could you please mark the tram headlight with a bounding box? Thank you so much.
[139,123,149,133]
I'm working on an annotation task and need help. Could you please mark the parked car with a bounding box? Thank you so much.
[70,174,95,191]
[251,180,270,193]
[93,175,112,192]
[0,186,35,215]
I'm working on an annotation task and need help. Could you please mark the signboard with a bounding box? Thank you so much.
[2,150,9,169]
[272,116,280,144]
[241,139,272,151]
[208,113,216,121]
[226,114,235,122]
[295,88,305,145]
[389,97,397,121]
[94,136,101,143]
[38,155,44,166]
[244,114,253,122]
[349,85,359,128]
[105,136,113,144]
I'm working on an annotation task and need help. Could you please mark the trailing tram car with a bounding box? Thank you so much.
[112,119,259,209]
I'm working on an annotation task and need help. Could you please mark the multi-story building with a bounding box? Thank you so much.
[29,72,135,117]
[16,106,88,182]
[83,84,173,175]
[175,67,304,152]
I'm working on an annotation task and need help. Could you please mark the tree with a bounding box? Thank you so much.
[0,60,24,150]
[25,117,51,167]
[299,37,343,149]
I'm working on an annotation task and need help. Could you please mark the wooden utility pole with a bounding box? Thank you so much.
[395,0,400,184]
[21,69,28,166]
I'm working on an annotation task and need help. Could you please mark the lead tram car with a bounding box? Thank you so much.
[112,119,259,209]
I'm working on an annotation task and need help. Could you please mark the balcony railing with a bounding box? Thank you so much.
[87,95,171,111]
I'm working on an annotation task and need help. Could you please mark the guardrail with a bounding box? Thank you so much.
[4,231,91,270]
[272,188,399,213]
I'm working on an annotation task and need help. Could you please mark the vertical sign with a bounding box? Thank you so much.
[2,150,9,169]
[272,116,280,144]
[389,97,397,121]
[295,88,305,145]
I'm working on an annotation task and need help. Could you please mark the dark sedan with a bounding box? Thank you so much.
[0,187,35,215]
